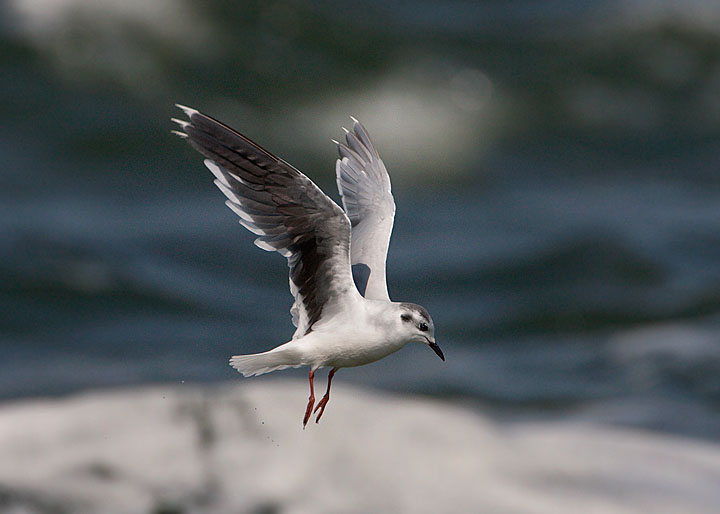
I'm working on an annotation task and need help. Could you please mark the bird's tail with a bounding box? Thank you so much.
[229,346,302,377]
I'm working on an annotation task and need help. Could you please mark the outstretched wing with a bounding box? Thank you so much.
[173,105,359,338]
[335,118,396,301]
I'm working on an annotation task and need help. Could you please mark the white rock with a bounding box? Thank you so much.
[0,381,719,514]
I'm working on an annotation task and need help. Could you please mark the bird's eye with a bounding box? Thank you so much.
[401,314,412,322]
[419,322,428,332]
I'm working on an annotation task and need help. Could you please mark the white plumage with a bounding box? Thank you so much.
[173,105,443,427]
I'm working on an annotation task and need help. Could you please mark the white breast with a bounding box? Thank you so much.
[295,300,407,368]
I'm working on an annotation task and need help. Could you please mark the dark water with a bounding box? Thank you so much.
[1,0,719,439]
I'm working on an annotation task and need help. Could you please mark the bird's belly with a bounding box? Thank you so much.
[333,344,399,368]
[307,332,406,369]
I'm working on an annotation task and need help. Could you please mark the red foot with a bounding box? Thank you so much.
[313,394,329,423]
[302,370,315,429]
[313,368,337,424]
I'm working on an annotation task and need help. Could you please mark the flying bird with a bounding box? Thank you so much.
[172,105,443,427]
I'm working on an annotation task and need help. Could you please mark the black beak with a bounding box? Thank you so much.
[428,340,445,361]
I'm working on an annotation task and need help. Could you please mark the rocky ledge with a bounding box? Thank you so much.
[1,381,719,514]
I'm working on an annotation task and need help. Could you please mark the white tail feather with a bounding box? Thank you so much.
[229,349,302,377]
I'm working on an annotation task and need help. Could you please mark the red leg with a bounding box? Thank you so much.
[313,367,338,424]
[302,369,315,429]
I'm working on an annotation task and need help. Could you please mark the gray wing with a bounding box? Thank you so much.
[335,118,396,301]
[173,105,358,338]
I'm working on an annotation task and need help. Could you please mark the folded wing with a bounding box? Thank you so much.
[335,119,396,301]
[173,105,358,338]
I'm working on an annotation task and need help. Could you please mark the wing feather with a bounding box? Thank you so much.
[335,119,396,301]
[174,105,359,337]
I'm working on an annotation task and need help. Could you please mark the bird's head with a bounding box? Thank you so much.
[395,303,444,361]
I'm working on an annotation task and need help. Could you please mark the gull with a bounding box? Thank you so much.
[172,105,444,427]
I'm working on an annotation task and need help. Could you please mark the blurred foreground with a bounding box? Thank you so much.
[2,381,719,514]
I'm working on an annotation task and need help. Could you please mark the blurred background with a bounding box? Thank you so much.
[1,0,720,445]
